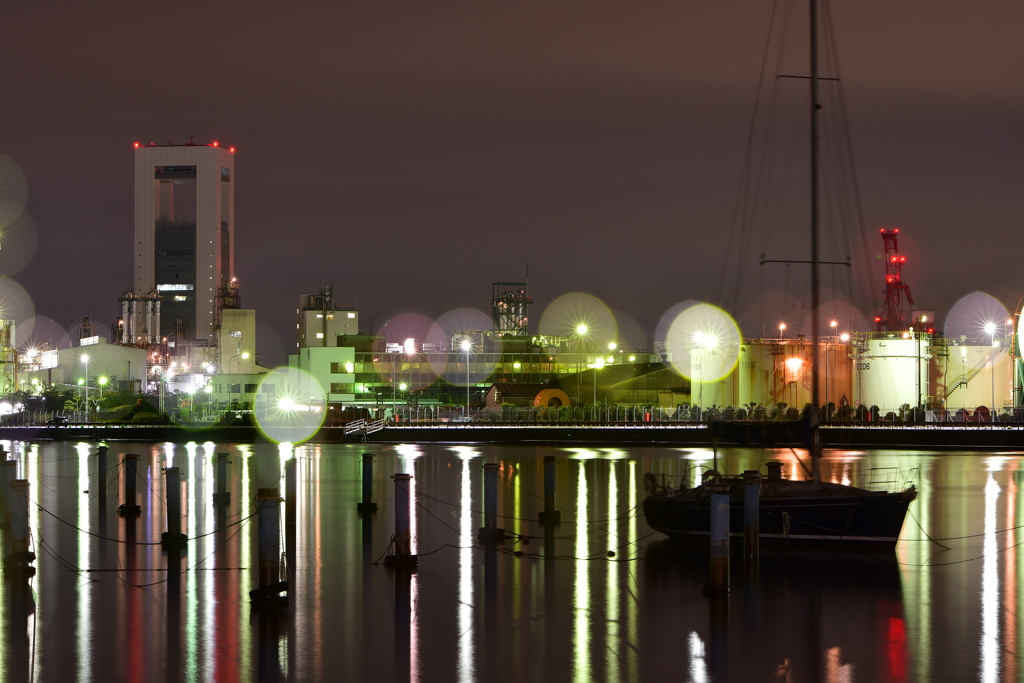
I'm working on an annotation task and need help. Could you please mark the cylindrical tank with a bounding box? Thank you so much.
[939,341,1012,411]
[854,337,929,411]
[690,345,735,408]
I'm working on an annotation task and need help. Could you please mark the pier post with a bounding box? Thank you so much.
[213,452,231,505]
[708,482,730,593]
[161,467,187,545]
[250,488,287,603]
[478,463,504,543]
[537,456,561,524]
[3,459,16,525]
[4,481,34,578]
[357,453,377,512]
[118,454,141,517]
[284,457,297,581]
[97,446,108,504]
[385,473,418,569]
[743,471,760,564]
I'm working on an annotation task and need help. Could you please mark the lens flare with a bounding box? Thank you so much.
[665,303,741,381]
[254,367,327,444]
[946,292,1009,341]
[425,308,495,384]
[538,293,617,345]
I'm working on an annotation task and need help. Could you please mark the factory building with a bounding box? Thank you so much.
[132,141,235,344]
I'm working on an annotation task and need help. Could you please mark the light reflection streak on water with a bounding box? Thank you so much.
[185,442,203,680]
[1004,463,1017,683]
[606,461,619,682]
[980,461,1001,682]
[202,443,216,680]
[239,446,253,674]
[627,460,638,681]
[26,441,37,674]
[572,461,590,683]
[76,442,91,682]
[451,446,477,683]
[688,631,708,683]
[396,444,423,683]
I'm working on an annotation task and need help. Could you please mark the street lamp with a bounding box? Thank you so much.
[826,320,838,414]
[229,351,250,405]
[575,324,589,405]
[81,354,90,420]
[779,322,787,339]
[460,338,472,417]
[985,321,997,424]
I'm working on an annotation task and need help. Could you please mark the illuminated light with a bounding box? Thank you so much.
[98,377,108,386]
[1007,319,1014,325]
[229,147,235,153]
[212,141,219,147]
[927,328,935,334]
[277,397,296,411]
[830,320,838,328]
[241,351,250,359]
[404,338,416,355]
[875,317,882,322]
[460,339,471,352]
[839,333,850,342]
[399,383,408,391]
[77,379,84,386]
[984,322,997,335]
[513,362,521,368]
[594,358,605,369]
[133,142,140,148]
[902,332,911,339]
[205,385,213,394]
[785,357,804,371]
[628,355,636,361]
[608,342,617,350]
[779,322,787,332]
[81,354,89,363]
[576,324,588,336]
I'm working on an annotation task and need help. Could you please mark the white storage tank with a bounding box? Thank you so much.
[853,337,929,411]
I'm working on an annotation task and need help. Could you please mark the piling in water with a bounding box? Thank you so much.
[4,480,34,578]
[161,467,188,546]
[285,457,297,582]
[743,470,760,564]
[385,473,418,569]
[478,463,505,543]
[213,452,231,505]
[3,459,16,526]
[537,456,561,524]
[97,446,108,503]
[356,453,377,512]
[118,454,141,517]
[250,488,288,604]
[708,482,730,594]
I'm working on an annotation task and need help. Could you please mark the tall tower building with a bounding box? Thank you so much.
[133,141,235,343]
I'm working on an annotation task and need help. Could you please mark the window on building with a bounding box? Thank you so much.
[316,333,324,339]
[347,312,356,319]
[330,383,355,394]
[261,384,275,393]
[228,383,241,393]
[245,384,258,394]
[228,330,242,338]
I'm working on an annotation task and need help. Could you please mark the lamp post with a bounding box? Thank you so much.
[575,324,588,406]
[81,354,90,420]
[779,322,787,339]
[593,357,604,405]
[460,338,472,417]
[826,320,837,416]
[985,322,997,424]
[229,351,250,406]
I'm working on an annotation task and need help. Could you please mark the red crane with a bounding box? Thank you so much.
[876,228,914,331]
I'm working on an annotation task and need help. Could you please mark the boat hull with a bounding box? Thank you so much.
[644,487,916,549]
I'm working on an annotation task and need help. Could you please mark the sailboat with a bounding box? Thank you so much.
[643,0,918,548]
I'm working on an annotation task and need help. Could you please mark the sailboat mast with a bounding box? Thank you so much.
[809,0,821,483]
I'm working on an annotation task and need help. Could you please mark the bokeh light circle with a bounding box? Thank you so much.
[665,303,741,381]
[254,367,327,444]
[538,293,617,347]
[0,279,35,333]
[425,308,495,384]
[945,292,1009,341]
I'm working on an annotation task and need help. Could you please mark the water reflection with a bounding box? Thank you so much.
[6,442,1024,681]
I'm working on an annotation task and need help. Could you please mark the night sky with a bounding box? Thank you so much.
[2,1,1021,365]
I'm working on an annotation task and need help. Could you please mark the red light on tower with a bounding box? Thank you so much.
[876,228,915,332]
[133,142,140,148]
[229,147,235,153]
[212,141,219,147]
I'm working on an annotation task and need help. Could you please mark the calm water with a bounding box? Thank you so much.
[0,440,1018,682]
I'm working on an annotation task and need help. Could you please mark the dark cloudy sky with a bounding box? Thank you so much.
[2,1,1021,364]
